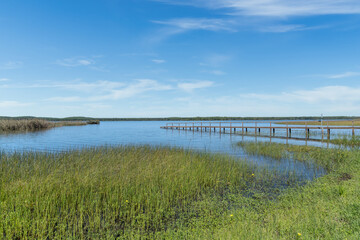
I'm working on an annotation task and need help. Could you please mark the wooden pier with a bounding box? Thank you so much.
[161,121,360,140]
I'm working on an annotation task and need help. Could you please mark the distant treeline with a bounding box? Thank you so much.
[1,116,359,121]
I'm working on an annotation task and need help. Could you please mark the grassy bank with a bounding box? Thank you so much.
[1,144,359,239]
[0,119,88,133]
[277,119,360,126]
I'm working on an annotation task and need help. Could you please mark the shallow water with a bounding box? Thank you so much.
[0,120,342,180]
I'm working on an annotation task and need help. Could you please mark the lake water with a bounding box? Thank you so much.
[1,120,347,180]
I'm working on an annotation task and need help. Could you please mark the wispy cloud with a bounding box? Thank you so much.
[0,61,23,70]
[151,18,236,41]
[258,24,327,33]
[0,78,9,82]
[327,71,360,79]
[241,85,360,103]
[154,0,359,35]
[56,57,95,67]
[208,70,226,75]
[200,54,231,67]
[0,101,31,108]
[153,18,236,32]
[158,0,360,17]
[46,96,83,102]
[91,79,173,100]
[152,59,166,64]
[177,80,214,92]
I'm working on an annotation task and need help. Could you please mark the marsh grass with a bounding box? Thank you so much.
[331,135,360,148]
[0,119,87,133]
[277,119,360,126]
[1,142,359,239]
[0,146,297,239]
[238,141,348,171]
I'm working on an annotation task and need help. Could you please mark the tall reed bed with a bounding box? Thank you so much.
[0,146,291,239]
[0,119,53,132]
[0,119,87,133]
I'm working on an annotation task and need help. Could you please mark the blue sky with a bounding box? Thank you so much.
[1,0,360,117]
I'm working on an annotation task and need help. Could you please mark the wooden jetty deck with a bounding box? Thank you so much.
[161,121,360,140]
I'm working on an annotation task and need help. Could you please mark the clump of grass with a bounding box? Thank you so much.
[331,135,360,148]
[0,119,87,133]
[238,141,348,171]
[86,120,100,124]
[0,146,293,239]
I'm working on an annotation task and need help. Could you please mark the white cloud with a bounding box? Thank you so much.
[177,81,214,92]
[56,57,95,67]
[93,79,173,100]
[158,0,360,17]
[200,54,231,67]
[0,61,23,70]
[152,59,166,64]
[241,85,360,103]
[0,101,31,108]
[208,70,226,75]
[154,0,359,35]
[46,96,83,102]
[328,71,360,79]
[0,78,9,82]
[153,18,236,32]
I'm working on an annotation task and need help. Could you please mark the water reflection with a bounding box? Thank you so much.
[0,121,332,180]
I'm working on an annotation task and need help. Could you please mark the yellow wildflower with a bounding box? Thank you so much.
[297,233,301,236]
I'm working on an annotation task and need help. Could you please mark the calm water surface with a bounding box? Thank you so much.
[1,121,342,180]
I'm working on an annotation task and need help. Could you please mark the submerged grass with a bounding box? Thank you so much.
[0,119,88,133]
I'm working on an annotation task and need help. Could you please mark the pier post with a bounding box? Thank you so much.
[242,122,244,135]
[273,128,275,135]
[193,123,194,132]
[219,122,221,134]
[230,122,232,134]
[289,128,292,137]
[201,122,203,132]
[255,122,257,136]
[353,121,355,136]
[210,122,212,132]
[286,124,288,138]
[327,129,331,139]
[270,122,272,136]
